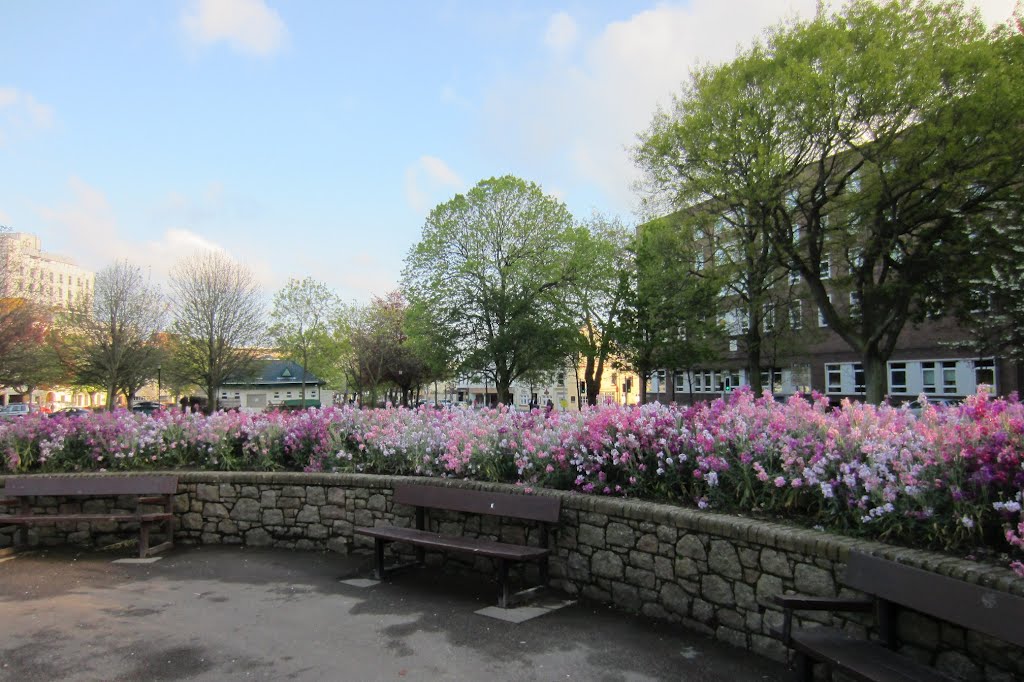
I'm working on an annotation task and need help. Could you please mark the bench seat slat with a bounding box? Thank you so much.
[355,526,549,561]
[790,630,958,682]
[0,512,173,524]
[3,475,179,497]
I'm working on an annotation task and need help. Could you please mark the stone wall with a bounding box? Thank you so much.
[2,472,1022,680]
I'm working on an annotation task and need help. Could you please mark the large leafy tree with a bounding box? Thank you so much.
[614,215,724,404]
[170,251,266,413]
[567,214,632,406]
[62,261,166,410]
[637,0,1024,403]
[402,175,584,404]
[270,277,340,407]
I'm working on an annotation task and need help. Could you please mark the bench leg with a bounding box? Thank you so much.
[794,652,813,682]
[415,546,425,566]
[539,556,549,586]
[497,559,511,609]
[139,523,151,558]
[374,538,386,580]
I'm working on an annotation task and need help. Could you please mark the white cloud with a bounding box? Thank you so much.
[403,156,464,214]
[481,0,1017,215]
[0,87,54,146]
[544,12,578,52]
[181,0,288,57]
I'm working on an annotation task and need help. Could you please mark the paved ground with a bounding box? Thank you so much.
[0,546,788,681]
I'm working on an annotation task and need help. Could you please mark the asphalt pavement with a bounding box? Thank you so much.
[0,546,788,681]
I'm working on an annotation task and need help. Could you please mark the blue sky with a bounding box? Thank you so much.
[1,0,1015,302]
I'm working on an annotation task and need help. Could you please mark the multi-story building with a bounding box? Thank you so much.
[0,232,94,308]
[644,215,1020,406]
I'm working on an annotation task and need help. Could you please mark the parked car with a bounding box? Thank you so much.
[51,407,90,418]
[131,401,163,415]
[0,404,34,419]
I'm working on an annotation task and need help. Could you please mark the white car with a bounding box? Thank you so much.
[0,404,34,419]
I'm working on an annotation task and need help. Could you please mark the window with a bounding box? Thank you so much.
[790,301,803,331]
[820,258,831,279]
[763,304,775,332]
[789,269,800,286]
[728,339,738,352]
[921,362,936,394]
[853,364,865,394]
[818,295,832,328]
[760,368,782,393]
[849,248,864,269]
[694,251,705,271]
[273,392,280,399]
[941,361,957,394]
[826,364,842,393]
[849,291,861,316]
[975,359,995,391]
[889,362,907,393]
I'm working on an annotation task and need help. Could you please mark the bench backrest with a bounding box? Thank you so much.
[393,484,561,523]
[844,551,1024,647]
[3,475,179,497]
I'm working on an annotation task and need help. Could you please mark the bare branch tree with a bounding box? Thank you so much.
[169,251,266,413]
[62,261,167,410]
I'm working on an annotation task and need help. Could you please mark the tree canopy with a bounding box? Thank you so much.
[402,175,584,404]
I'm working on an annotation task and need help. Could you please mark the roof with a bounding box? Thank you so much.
[221,360,326,387]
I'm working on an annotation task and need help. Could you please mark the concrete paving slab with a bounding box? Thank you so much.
[111,557,163,565]
[340,577,380,588]
[0,546,789,682]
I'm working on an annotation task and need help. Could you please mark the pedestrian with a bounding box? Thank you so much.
[545,398,554,416]
[529,397,538,411]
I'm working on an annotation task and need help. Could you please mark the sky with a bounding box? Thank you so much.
[1,0,1017,303]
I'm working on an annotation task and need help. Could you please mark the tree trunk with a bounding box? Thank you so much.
[637,367,650,405]
[207,384,218,414]
[863,346,889,405]
[107,383,117,411]
[745,323,763,395]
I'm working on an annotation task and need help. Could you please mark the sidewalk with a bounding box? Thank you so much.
[0,546,787,681]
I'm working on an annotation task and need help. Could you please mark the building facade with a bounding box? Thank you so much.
[0,232,94,308]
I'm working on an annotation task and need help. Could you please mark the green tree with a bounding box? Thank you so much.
[637,0,1024,403]
[567,213,632,406]
[270,277,340,408]
[402,175,583,404]
[170,251,266,413]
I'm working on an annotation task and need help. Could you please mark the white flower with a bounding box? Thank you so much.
[961,515,975,529]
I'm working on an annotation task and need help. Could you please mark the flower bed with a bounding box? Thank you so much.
[2,388,1022,573]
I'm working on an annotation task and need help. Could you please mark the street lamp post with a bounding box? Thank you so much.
[157,365,162,405]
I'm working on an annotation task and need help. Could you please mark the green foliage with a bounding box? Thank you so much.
[402,175,585,403]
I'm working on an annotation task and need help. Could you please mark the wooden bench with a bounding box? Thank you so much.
[775,550,1024,681]
[354,484,561,608]
[0,475,178,559]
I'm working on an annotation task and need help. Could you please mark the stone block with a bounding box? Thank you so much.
[676,534,706,560]
[718,608,744,630]
[675,557,700,580]
[660,583,690,615]
[281,485,305,498]
[606,522,634,548]
[296,505,320,524]
[691,598,714,624]
[707,540,743,579]
[203,502,229,518]
[612,582,642,612]
[629,550,654,571]
[734,582,757,610]
[173,494,190,513]
[591,550,624,579]
[262,509,284,525]
[759,548,792,578]
[231,498,262,522]
[219,484,238,498]
[580,512,608,526]
[298,486,322,505]
[182,513,203,530]
[793,563,835,597]
[716,626,747,650]
[366,494,386,511]
[277,496,301,509]
[82,500,108,514]
[636,533,658,553]
[654,556,674,580]
[353,510,373,527]
[201,532,220,544]
[755,574,783,605]
[196,484,219,501]
[217,520,238,535]
[240,486,259,499]
[327,487,346,505]
[306,524,329,539]
[260,490,278,507]
[625,566,656,590]
[578,524,605,548]
[245,528,272,547]
[701,575,734,606]
[327,537,349,554]
[320,505,345,521]
[656,525,677,544]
